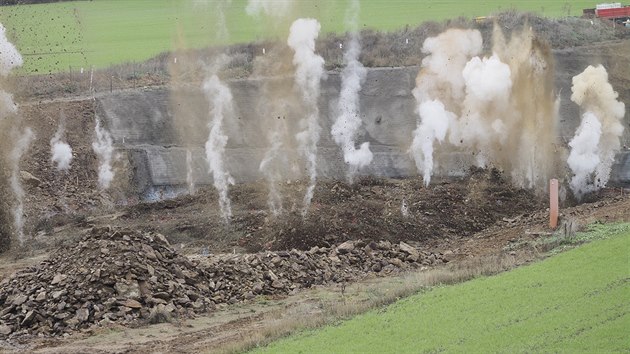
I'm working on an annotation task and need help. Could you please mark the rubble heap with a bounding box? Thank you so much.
[195,238,446,304]
[0,227,446,338]
[0,226,213,338]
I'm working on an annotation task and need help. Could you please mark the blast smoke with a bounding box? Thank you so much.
[454,53,512,167]
[186,149,195,194]
[487,25,560,189]
[247,2,300,217]
[567,112,602,196]
[9,128,34,244]
[259,129,286,215]
[50,117,73,172]
[0,24,22,77]
[246,0,293,18]
[0,90,17,118]
[253,52,303,215]
[413,29,483,105]
[411,29,482,185]
[203,55,235,222]
[92,119,115,190]
[51,141,73,172]
[567,65,625,198]
[287,18,325,216]
[0,23,22,119]
[1,22,32,247]
[253,44,299,217]
[411,25,560,191]
[331,0,373,180]
[410,100,455,186]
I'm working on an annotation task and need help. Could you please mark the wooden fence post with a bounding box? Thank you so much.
[550,179,559,229]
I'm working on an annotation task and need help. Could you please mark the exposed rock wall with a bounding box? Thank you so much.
[95,43,630,194]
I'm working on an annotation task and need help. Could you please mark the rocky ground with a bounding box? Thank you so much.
[0,189,626,353]
[0,225,446,340]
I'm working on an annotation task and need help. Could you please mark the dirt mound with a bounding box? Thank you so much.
[235,168,543,252]
[0,227,445,339]
[0,227,214,338]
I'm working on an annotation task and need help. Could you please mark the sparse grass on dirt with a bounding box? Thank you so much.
[0,0,598,73]
[508,221,630,256]
[212,252,535,354]
[252,224,630,353]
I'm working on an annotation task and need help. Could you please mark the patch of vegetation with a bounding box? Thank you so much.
[574,221,630,242]
[544,221,630,252]
[253,226,630,353]
[506,222,630,255]
[0,0,600,73]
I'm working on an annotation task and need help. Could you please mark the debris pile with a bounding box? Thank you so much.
[196,238,446,304]
[0,227,213,338]
[0,228,446,338]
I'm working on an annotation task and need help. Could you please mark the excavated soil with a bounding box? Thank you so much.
[101,167,543,256]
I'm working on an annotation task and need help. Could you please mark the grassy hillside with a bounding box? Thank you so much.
[254,224,630,353]
[0,0,596,73]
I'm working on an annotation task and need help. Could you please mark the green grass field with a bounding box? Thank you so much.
[0,0,596,74]
[254,224,630,353]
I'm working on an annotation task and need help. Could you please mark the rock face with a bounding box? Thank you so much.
[0,227,446,339]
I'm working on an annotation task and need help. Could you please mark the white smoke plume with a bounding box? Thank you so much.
[51,140,73,172]
[50,117,73,171]
[411,25,560,191]
[0,24,22,77]
[246,0,293,18]
[203,55,235,222]
[567,112,602,196]
[92,119,115,190]
[568,65,625,198]
[9,128,34,244]
[331,0,372,180]
[287,18,325,216]
[413,29,483,105]
[411,29,482,185]
[186,149,195,194]
[462,54,512,104]
[410,100,455,186]
[453,53,512,166]
[0,23,21,117]
[1,22,33,246]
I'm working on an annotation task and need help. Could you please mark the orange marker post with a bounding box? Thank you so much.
[549,179,559,229]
